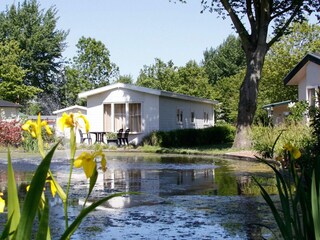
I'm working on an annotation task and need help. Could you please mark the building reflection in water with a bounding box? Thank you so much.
[95,159,217,209]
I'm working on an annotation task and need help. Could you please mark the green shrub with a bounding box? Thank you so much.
[142,124,235,148]
[22,126,56,152]
[252,123,313,158]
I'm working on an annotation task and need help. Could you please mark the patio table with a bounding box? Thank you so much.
[90,131,106,143]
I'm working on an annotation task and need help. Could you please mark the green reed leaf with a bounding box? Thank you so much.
[14,142,59,240]
[36,198,50,240]
[7,149,20,237]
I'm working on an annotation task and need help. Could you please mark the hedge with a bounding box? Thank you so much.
[142,124,235,148]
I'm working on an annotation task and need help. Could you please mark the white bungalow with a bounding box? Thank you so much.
[0,99,21,120]
[53,105,88,142]
[52,105,87,117]
[78,83,218,144]
[262,100,292,125]
[264,53,320,124]
[284,53,320,107]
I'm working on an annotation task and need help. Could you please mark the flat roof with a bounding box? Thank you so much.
[262,100,292,109]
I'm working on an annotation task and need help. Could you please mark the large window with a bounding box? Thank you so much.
[114,104,125,131]
[129,103,141,132]
[104,104,112,132]
[104,103,142,132]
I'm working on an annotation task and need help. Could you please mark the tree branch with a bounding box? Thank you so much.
[267,5,301,48]
[220,0,250,49]
[246,0,256,36]
[270,5,293,20]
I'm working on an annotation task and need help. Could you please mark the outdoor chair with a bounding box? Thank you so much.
[117,128,123,146]
[79,129,92,144]
[122,128,130,145]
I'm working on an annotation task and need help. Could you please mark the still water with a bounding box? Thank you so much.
[0,151,278,239]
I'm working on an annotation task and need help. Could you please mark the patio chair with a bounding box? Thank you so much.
[79,129,92,144]
[117,128,123,146]
[122,128,130,145]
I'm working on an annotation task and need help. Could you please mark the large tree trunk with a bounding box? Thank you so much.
[233,48,267,149]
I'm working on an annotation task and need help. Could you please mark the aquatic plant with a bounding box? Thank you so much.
[254,144,320,240]
[0,113,124,239]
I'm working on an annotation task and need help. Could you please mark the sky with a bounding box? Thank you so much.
[0,0,235,80]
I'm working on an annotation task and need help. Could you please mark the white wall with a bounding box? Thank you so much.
[298,62,320,101]
[159,96,214,131]
[86,88,160,144]
[0,107,19,120]
[55,107,87,143]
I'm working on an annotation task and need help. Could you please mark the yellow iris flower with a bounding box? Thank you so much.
[0,192,5,213]
[26,176,57,198]
[283,143,301,159]
[58,112,90,133]
[22,114,52,138]
[74,150,106,178]
[74,152,96,178]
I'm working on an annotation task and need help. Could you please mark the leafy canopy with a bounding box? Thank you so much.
[0,0,68,92]
[0,40,41,104]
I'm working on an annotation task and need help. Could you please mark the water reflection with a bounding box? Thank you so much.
[0,153,278,239]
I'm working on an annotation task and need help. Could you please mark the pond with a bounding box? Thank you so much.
[0,151,279,239]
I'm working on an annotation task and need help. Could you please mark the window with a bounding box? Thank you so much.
[191,112,195,123]
[177,109,183,123]
[114,104,125,131]
[308,88,317,107]
[104,103,142,133]
[129,103,141,132]
[104,104,112,132]
[204,112,209,123]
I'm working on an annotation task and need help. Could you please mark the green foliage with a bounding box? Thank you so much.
[142,124,235,148]
[22,125,56,152]
[136,58,178,91]
[213,71,244,124]
[254,151,320,239]
[258,21,320,108]
[61,66,87,106]
[0,40,41,104]
[137,58,215,99]
[176,60,214,99]
[0,120,22,147]
[252,123,313,159]
[72,36,119,88]
[286,101,308,123]
[116,74,134,84]
[0,0,68,92]
[203,35,246,85]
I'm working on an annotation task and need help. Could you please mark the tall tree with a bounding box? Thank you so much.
[203,35,245,84]
[60,66,88,107]
[183,0,320,148]
[136,58,178,91]
[0,40,41,104]
[116,74,134,84]
[0,0,68,93]
[72,36,119,89]
[176,60,214,99]
[137,58,214,99]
